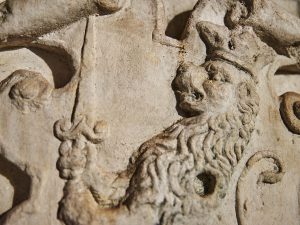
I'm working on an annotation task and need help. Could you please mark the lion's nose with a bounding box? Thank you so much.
[191,69,208,101]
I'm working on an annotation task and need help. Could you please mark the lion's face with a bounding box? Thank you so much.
[174,61,251,117]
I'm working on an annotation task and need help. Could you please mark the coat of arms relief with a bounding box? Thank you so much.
[0,0,299,225]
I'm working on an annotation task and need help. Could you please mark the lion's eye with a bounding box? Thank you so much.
[212,73,225,82]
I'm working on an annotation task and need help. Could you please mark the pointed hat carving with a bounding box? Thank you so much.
[197,21,276,77]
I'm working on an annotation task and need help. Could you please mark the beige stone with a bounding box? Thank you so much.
[0,0,299,225]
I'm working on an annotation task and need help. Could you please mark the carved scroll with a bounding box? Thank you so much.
[236,151,285,225]
[0,70,52,113]
[280,92,300,135]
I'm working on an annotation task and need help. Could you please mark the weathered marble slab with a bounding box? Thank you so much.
[0,0,299,225]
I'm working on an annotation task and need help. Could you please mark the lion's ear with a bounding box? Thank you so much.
[197,21,231,52]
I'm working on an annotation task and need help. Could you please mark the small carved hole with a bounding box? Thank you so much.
[165,10,192,40]
[191,91,203,101]
[194,172,216,197]
[228,40,235,50]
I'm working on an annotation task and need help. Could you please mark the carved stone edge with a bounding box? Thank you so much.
[236,151,285,225]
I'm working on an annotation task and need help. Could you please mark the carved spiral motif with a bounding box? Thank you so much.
[236,151,285,225]
[0,70,53,113]
[280,92,300,134]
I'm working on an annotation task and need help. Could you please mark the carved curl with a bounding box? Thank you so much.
[0,70,52,113]
[54,116,108,180]
[280,92,300,135]
[236,151,285,225]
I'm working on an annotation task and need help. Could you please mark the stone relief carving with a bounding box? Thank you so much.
[0,1,124,224]
[0,70,53,113]
[0,0,299,225]
[54,1,298,225]
[280,92,300,134]
[0,0,126,42]
[236,151,285,225]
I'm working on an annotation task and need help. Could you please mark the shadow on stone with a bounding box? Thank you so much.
[29,47,74,89]
[0,155,31,220]
[165,11,192,40]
